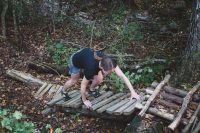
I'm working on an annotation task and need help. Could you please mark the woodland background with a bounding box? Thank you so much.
[0,0,199,132]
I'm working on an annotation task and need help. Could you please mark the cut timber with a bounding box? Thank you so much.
[47,84,58,98]
[34,83,47,98]
[96,93,130,113]
[123,94,146,115]
[158,99,179,110]
[106,99,129,114]
[92,93,124,110]
[70,91,106,108]
[114,99,136,115]
[47,90,79,106]
[151,82,200,102]
[82,91,113,109]
[139,74,171,117]
[28,61,69,76]
[59,91,80,105]
[135,103,188,125]
[168,82,200,130]
[36,84,53,99]
[182,100,200,133]
[6,69,44,86]
[91,91,113,105]
[146,88,198,110]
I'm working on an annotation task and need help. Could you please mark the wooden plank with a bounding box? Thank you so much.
[47,90,79,106]
[34,82,48,98]
[96,93,131,113]
[92,93,124,110]
[47,84,57,96]
[36,84,53,99]
[114,100,136,115]
[106,99,129,114]
[53,89,78,99]
[55,85,61,93]
[82,91,114,109]
[55,85,63,94]
[59,91,81,105]
[70,91,106,108]
[91,91,113,105]
[63,94,81,107]
[123,93,145,115]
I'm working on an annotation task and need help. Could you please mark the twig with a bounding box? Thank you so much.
[89,21,96,48]
[41,63,61,77]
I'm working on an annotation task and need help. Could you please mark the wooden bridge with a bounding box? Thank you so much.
[6,69,200,132]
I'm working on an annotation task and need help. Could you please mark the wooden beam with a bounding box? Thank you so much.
[182,100,200,133]
[6,69,44,86]
[168,82,200,130]
[139,74,171,117]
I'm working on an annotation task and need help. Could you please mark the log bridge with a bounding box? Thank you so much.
[6,69,200,132]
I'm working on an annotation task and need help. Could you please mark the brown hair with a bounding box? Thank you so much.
[100,57,117,71]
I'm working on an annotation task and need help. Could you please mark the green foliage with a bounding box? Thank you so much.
[70,113,80,122]
[41,124,62,133]
[118,22,143,43]
[0,109,35,133]
[112,13,125,24]
[109,65,164,92]
[45,36,77,65]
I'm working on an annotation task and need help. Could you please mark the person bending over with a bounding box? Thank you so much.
[62,48,140,108]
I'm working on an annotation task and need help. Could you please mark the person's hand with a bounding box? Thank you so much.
[130,92,140,100]
[83,100,92,109]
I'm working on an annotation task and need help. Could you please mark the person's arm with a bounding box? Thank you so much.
[114,66,140,100]
[81,76,92,108]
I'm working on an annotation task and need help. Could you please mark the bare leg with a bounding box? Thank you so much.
[63,74,80,92]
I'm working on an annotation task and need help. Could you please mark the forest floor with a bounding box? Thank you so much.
[0,0,193,132]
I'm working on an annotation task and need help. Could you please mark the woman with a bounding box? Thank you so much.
[62,48,140,108]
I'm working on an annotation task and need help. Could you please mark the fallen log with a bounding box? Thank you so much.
[135,103,188,125]
[168,82,200,130]
[151,82,200,102]
[158,99,179,110]
[182,100,200,133]
[146,87,198,110]
[28,61,69,76]
[125,75,171,132]
[6,69,44,86]
[139,74,171,117]
[192,120,200,133]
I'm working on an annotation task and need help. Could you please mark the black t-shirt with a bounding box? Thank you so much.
[72,48,106,80]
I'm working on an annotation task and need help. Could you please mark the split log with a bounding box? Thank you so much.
[139,74,171,116]
[146,88,198,110]
[168,82,200,130]
[158,99,179,110]
[182,100,200,133]
[192,120,200,133]
[135,103,188,125]
[6,69,44,86]
[151,82,200,102]
[28,61,69,76]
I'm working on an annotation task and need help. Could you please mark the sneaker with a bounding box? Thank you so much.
[61,89,71,101]
[88,89,100,98]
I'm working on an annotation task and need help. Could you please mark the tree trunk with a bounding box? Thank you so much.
[1,0,8,38]
[176,0,200,83]
[12,0,18,34]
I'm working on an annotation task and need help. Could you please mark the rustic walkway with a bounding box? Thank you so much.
[6,69,200,132]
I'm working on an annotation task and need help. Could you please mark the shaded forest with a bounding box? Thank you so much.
[0,0,199,132]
